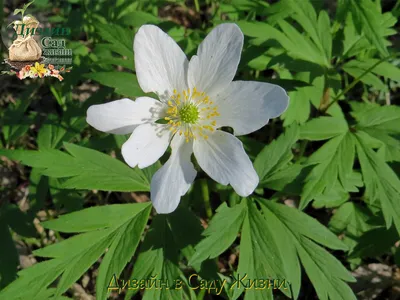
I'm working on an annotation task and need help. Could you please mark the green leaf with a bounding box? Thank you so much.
[0,203,151,299]
[254,125,298,187]
[258,199,355,300]
[348,59,400,82]
[354,131,400,233]
[84,72,145,98]
[96,204,151,300]
[0,143,150,192]
[312,182,350,209]
[233,199,286,300]
[1,87,36,144]
[37,114,86,150]
[258,163,304,193]
[353,105,400,133]
[0,216,18,288]
[300,117,348,141]
[317,10,332,60]
[95,23,134,59]
[300,132,359,209]
[329,202,378,237]
[342,14,372,58]
[352,104,400,161]
[349,226,399,259]
[189,201,246,266]
[342,63,387,91]
[296,237,356,300]
[285,0,331,64]
[278,19,327,67]
[126,213,196,300]
[119,11,160,27]
[281,73,324,126]
[237,19,327,67]
[42,203,150,233]
[349,0,389,56]
[167,206,218,275]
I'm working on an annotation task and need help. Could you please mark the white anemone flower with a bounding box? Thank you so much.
[86,24,289,214]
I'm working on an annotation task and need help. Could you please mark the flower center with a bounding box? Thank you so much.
[164,88,220,142]
[179,103,199,124]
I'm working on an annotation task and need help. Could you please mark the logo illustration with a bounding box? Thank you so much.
[1,0,72,81]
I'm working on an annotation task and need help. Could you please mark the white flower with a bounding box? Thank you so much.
[86,24,289,214]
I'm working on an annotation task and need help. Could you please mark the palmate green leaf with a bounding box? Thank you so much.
[329,202,380,268]
[284,0,332,63]
[353,105,400,162]
[349,0,389,56]
[126,207,205,300]
[233,199,287,300]
[342,63,387,91]
[1,87,36,144]
[96,205,151,300]
[329,202,377,237]
[353,105,400,132]
[188,199,288,300]
[341,13,372,59]
[281,73,324,126]
[277,19,327,67]
[299,119,361,209]
[95,22,134,59]
[237,19,327,67]
[166,206,219,275]
[300,116,348,141]
[0,143,150,192]
[0,203,151,300]
[254,125,298,187]
[312,181,351,209]
[354,131,400,233]
[37,114,87,150]
[189,201,246,266]
[258,163,304,194]
[347,59,400,82]
[84,72,145,99]
[258,199,355,300]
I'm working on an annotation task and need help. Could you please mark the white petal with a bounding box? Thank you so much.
[134,25,188,99]
[86,97,166,134]
[121,123,172,169]
[151,135,197,214]
[215,81,289,136]
[188,23,244,97]
[193,131,258,196]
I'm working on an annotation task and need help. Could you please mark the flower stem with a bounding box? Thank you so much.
[322,54,396,113]
[194,0,200,12]
[201,179,212,219]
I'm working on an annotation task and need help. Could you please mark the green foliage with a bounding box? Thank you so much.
[1,0,400,299]
[0,143,151,192]
[0,203,151,300]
